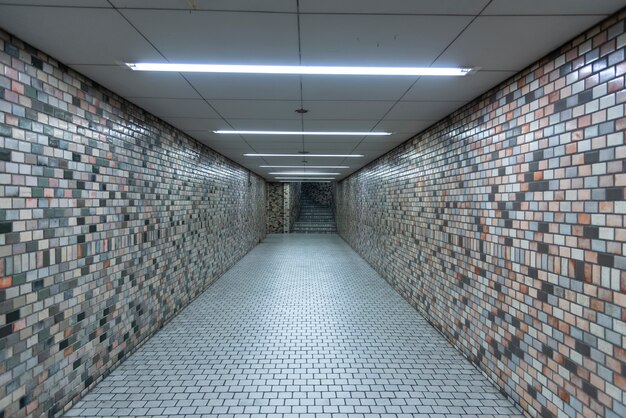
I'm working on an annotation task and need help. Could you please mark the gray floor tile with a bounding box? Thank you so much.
[65,234,522,417]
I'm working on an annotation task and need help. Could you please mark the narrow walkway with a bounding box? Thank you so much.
[66,234,522,418]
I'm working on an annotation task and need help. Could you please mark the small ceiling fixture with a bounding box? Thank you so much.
[215,130,390,136]
[126,63,474,76]
[244,153,363,157]
[295,108,309,114]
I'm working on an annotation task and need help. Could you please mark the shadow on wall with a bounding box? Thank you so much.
[301,182,336,213]
[288,182,302,231]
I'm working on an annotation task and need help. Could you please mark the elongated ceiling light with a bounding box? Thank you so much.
[126,63,473,76]
[215,130,390,136]
[260,165,348,169]
[244,153,363,157]
[275,177,336,180]
[269,172,340,175]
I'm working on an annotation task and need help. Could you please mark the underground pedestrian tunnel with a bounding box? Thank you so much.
[0,2,625,418]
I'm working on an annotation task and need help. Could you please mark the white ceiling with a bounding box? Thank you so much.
[0,0,624,181]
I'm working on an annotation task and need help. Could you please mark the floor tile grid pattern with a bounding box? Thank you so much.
[66,234,522,418]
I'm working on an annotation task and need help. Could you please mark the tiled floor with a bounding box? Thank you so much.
[65,234,523,418]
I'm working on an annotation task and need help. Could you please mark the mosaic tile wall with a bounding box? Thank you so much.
[266,182,284,233]
[0,30,267,418]
[337,11,626,418]
[266,182,300,233]
[285,182,301,232]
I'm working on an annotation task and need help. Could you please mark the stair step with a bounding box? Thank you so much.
[294,199,336,233]
[293,227,337,230]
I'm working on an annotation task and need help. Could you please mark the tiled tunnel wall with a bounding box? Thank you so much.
[285,182,301,232]
[302,182,335,209]
[266,182,285,233]
[0,30,266,417]
[267,182,301,233]
[337,11,626,418]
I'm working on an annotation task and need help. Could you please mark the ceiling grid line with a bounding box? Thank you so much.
[107,0,273,169]
[0,2,612,17]
[296,0,306,160]
[0,1,619,180]
[339,0,494,167]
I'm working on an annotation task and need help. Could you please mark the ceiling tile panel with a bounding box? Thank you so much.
[72,65,200,99]
[186,73,301,100]
[0,1,110,5]
[299,15,473,66]
[228,119,303,130]
[301,138,364,145]
[199,145,249,155]
[302,101,393,120]
[111,0,297,12]
[128,98,219,118]
[159,117,226,132]
[385,101,466,121]
[238,142,309,154]
[358,134,413,145]
[299,0,489,14]
[209,100,302,119]
[0,6,162,64]
[435,15,605,71]
[1,1,621,182]
[483,0,623,15]
[375,120,437,135]
[302,120,378,131]
[121,9,300,64]
[238,135,305,143]
[358,133,410,143]
[301,75,415,101]
[403,70,517,102]
[192,132,247,145]
[301,142,357,153]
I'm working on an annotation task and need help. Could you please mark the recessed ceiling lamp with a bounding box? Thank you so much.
[126,63,473,76]
[244,154,363,157]
[260,165,348,169]
[269,172,340,175]
[215,130,390,136]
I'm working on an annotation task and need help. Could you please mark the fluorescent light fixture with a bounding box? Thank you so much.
[269,172,340,175]
[127,63,473,76]
[260,165,348,169]
[280,181,331,183]
[215,130,390,136]
[244,153,363,158]
[276,177,336,180]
